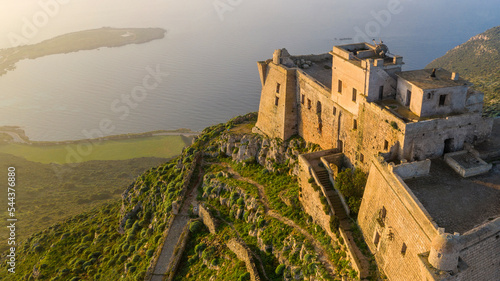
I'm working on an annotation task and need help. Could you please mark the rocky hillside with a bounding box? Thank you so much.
[0,113,374,281]
[427,25,500,116]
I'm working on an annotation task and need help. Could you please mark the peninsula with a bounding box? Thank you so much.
[0,27,166,76]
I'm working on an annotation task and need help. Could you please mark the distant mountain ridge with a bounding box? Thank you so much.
[427,25,500,116]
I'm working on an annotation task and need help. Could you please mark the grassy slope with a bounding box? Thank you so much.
[0,135,188,164]
[0,114,365,280]
[426,25,500,116]
[0,153,169,254]
[0,152,196,280]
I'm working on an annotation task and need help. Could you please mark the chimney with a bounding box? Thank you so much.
[451,72,459,81]
[273,49,282,65]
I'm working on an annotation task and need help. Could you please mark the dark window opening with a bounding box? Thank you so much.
[352,88,357,102]
[316,101,322,114]
[439,94,447,106]
[384,140,389,150]
[379,85,384,100]
[318,122,323,134]
[374,231,381,247]
[307,99,312,110]
[333,106,337,116]
[379,207,387,219]
[274,96,279,106]
[427,92,432,99]
[338,80,343,93]
[353,119,357,130]
[360,153,364,163]
[401,243,407,256]
[301,94,305,104]
[406,90,412,106]
[444,138,454,154]
[276,83,281,93]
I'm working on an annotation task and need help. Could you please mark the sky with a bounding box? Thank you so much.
[0,0,498,49]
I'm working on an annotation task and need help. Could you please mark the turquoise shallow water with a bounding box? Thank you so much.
[0,0,497,141]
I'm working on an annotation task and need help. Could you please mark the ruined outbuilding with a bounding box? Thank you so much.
[253,42,500,280]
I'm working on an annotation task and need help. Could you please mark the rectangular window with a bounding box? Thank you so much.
[353,119,357,130]
[333,106,337,116]
[275,96,279,106]
[373,231,381,247]
[401,243,407,256]
[276,83,281,93]
[439,94,447,106]
[379,85,384,100]
[360,153,364,163]
[338,80,343,93]
[384,140,389,150]
[406,90,412,106]
[352,88,357,102]
[307,99,312,110]
[301,94,305,105]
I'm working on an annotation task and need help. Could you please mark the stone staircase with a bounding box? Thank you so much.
[313,168,350,227]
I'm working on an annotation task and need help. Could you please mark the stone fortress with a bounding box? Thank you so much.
[252,42,500,280]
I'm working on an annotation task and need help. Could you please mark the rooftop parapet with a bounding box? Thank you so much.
[331,42,404,68]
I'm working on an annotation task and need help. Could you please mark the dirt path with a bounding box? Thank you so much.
[150,168,203,281]
[224,165,337,277]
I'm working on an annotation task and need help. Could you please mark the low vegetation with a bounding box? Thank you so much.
[0,153,169,254]
[0,114,371,280]
[0,149,196,280]
[0,135,189,164]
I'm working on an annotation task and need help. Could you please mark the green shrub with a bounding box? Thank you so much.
[275,264,286,275]
[335,168,367,216]
[119,255,128,262]
[189,221,202,233]
[194,242,206,253]
[236,197,245,206]
[238,272,250,281]
[146,249,155,257]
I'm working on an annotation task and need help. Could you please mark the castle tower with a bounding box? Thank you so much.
[254,49,297,140]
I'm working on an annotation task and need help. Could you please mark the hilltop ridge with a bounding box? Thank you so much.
[427,25,500,116]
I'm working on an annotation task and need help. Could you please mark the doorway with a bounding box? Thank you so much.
[444,138,454,154]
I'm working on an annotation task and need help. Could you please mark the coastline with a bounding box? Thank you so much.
[0,127,200,146]
[0,27,167,77]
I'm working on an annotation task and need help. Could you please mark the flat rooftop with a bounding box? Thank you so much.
[405,158,500,234]
[298,58,332,90]
[397,69,471,89]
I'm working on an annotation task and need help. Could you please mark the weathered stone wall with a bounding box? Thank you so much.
[226,238,261,281]
[457,218,500,281]
[390,159,431,180]
[254,61,297,140]
[198,204,217,234]
[296,70,337,150]
[297,162,333,236]
[358,158,439,281]
[404,113,493,160]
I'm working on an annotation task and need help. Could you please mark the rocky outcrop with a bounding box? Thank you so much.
[216,133,315,175]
